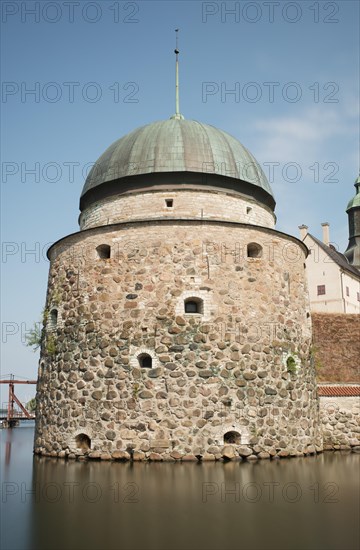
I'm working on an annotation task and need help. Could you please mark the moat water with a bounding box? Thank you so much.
[1,424,359,550]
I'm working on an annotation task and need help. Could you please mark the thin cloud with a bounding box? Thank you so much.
[252,105,358,165]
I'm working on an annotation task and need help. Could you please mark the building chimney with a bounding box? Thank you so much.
[298,225,308,240]
[321,222,330,246]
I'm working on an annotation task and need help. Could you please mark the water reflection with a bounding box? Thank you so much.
[1,426,359,550]
[5,431,12,465]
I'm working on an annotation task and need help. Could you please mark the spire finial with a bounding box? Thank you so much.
[170,28,184,120]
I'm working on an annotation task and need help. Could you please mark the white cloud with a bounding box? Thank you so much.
[252,104,358,166]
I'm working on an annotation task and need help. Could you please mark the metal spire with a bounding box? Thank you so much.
[171,29,184,120]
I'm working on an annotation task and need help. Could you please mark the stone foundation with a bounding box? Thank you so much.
[319,396,360,451]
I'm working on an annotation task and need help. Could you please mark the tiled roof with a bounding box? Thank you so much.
[307,234,360,279]
[318,386,360,396]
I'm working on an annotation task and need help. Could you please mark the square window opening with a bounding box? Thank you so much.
[317,285,326,296]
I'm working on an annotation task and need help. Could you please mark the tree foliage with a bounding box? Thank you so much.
[25,323,42,351]
[26,397,36,412]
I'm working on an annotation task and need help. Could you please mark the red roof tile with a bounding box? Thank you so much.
[318,386,360,397]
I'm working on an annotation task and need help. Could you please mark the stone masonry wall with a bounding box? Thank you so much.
[312,313,360,382]
[320,396,360,450]
[34,220,322,461]
[79,189,276,230]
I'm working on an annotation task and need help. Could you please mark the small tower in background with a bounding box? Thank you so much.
[344,175,360,270]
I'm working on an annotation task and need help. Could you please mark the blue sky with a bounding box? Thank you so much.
[1,0,359,402]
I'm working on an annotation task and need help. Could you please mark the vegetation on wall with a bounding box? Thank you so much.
[25,303,58,355]
[45,334,57,356]
[25,322,42,351]
[26,397,36,412]
[286,355,297,374]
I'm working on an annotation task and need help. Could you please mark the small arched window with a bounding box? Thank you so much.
[224,431,241,444]
[75,433,91,450]
[49,309,58,329]
[184,297,203,314]
[247,242,262,258]
[138,353,152,368]
[96,244,111,259]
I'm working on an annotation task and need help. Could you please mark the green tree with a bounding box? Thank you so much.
[26,397,36,412]
[25,323,42,351]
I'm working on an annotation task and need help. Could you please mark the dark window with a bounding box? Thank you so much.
[165,199,173,208]
[138,353,152,368]
[317,285,326,296]
[224,431,241,444]
[49,309,58,329]
[246,207,252,214]
[346,286,349,297]
[184,298,203,314]
[247,242,262,258]
[75,433,91,450]
[357,292,360,302]
[96,244,111,259]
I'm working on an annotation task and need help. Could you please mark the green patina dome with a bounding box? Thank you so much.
[346,175,360,211]
[80,118,275,210]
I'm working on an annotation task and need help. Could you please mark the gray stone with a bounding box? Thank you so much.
[258,370,267,378]
[139,390,153,399]
[148,452,163,461]
[92,391,102,400]
[221,445,236,459]
[165,362,176,371]
[265,387,277,395]
[258,451,270,459]
[243,372,256,380]
[112,450,130,460]
[238,446,252,457]
[199,370,213,378]
[156,391,167,399]
[147,367,162,378]
[106,391,117,400]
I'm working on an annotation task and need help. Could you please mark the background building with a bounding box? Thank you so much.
[299,222,360,314]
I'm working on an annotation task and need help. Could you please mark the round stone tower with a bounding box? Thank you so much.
[34,115,322,461]
[344,175,360,270]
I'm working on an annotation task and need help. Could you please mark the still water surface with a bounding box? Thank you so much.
[1,424,359,550]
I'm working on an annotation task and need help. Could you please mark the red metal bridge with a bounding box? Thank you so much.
[0,374,37,428]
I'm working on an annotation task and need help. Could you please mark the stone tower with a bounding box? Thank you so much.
[33,112,322,460]
[344,175,360,270]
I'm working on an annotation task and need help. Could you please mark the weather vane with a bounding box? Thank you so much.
[175,28,179,55]
[172,28,184,120]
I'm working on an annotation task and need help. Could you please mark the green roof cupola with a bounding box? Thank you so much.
[80,30,275,214]
[346,174,360,211]
[344,174,360,270]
